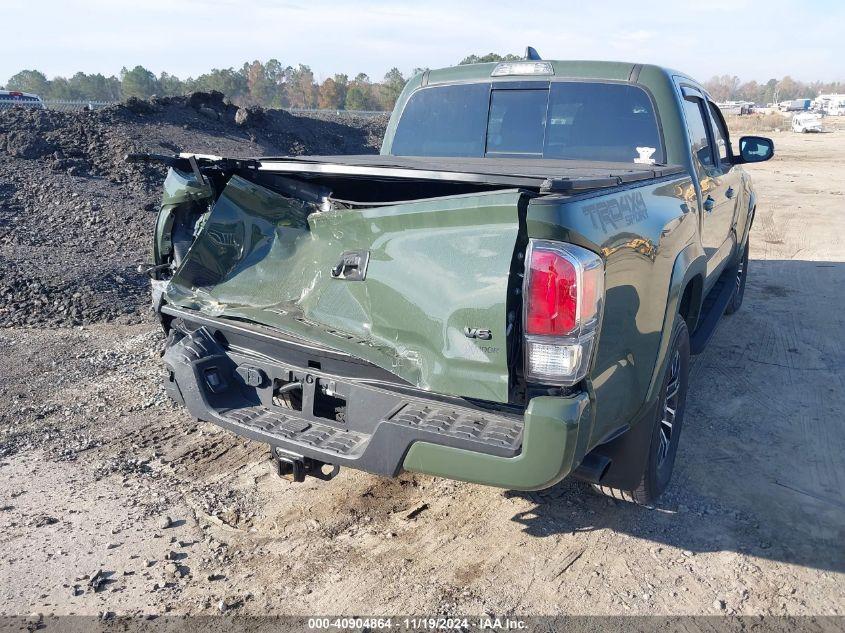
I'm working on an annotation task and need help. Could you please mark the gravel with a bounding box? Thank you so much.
[0,92,387,328]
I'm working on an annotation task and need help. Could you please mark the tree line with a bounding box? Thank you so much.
[702,75,844,104]
[0,53,519,110]
[6,55,842,110]
[2,61,416,111]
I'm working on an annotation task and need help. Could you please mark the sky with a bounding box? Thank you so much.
[2,0,844,84]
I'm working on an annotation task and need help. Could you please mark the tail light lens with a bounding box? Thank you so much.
[523,240,604,385]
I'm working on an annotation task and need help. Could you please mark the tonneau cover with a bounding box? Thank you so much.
[255,154,686,191]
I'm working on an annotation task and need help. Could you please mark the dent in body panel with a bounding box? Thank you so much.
[163,176,524,403]
[154,169,214,264]
[161,168,214,207]
[526,175,696,444]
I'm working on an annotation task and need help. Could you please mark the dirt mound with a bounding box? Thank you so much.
[0,92,388,328]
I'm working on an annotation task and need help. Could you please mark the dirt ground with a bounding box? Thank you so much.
[0,128,843,618]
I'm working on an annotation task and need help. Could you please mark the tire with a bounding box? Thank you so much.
[724,240,749,315]
[592,315,690,505]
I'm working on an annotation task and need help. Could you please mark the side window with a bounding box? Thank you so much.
[707,102,730,166]
[681,97,714,172]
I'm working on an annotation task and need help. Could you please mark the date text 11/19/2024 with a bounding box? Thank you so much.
[306,616,528,630]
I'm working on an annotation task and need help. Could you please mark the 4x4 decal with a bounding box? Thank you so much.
[583,191,649,232]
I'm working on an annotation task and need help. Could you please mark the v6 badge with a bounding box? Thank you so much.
[463,327,492,340]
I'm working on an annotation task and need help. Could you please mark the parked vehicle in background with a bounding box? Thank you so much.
[813,93,845,116]
[715,100,754,115]
[0,90,45,109]
[131,55,774,506]
[779,98,812,112]
[792,112,823,133]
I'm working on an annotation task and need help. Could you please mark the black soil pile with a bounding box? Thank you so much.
[0,92,387,327]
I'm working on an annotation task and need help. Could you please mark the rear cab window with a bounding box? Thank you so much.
[391,81,665,164]
[544,83,662,162]
[486,88,547,156]
[390,83,489,157]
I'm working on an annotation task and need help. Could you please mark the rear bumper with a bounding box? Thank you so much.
[402,394,590,490]
[161,309,591,491]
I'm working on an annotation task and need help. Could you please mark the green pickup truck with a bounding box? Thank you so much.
[136,56,774,505]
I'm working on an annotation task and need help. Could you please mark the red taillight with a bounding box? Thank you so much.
[523,240,604,386]
[525,249,577,335]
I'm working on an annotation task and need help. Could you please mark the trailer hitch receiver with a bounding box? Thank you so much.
[274,447,340,483]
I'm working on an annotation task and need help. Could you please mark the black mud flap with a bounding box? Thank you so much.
[583,401,658,491]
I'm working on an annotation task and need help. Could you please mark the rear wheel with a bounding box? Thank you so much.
[725,240,749,315]
[592,315,690,505]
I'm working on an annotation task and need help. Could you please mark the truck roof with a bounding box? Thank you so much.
[422,60,682,85]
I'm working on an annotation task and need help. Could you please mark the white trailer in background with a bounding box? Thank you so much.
[0,90,45,109]
[814,94,845,116]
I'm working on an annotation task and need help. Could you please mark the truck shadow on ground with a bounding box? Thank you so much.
[508,258,845,574]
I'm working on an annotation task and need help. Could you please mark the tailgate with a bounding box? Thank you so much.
[163,175,527,403]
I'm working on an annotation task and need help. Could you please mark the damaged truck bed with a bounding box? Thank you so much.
[137,58,773,503]
[157,153,683,402]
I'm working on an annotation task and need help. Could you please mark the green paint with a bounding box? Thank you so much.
[164,175,525,403]
[154,168,213,263]
[402,393,591,490]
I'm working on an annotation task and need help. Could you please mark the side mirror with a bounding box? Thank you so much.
[734,135,774,164]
